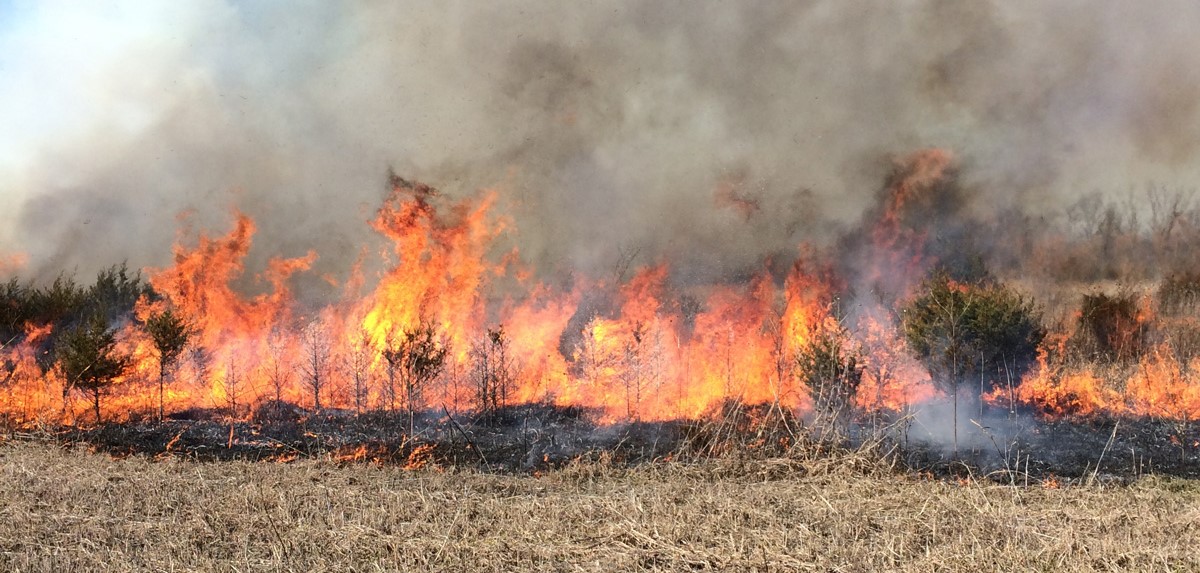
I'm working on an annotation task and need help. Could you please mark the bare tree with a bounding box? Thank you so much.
[300,320,331,410]
[217,358,244,417]
[1147,185,1198,270]
[574,318,619,401]
[383,337,400,413]
[344,328,375,414]
[611,244,642,284]
[470,326,515,414]
[621,322,665,421]
[185,345,213,393]
[383,322,447,437]
[264,328,293,404]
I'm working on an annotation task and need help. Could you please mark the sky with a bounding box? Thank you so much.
[3,1,1200,289]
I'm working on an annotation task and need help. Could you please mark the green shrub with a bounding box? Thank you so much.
[56,314,132,423]
[796,323,863,431]
[902,272,1044,396]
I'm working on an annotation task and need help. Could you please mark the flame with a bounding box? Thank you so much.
[0,253,27,275]
[0,322,62,425]
[861,149,955,300]
[994,338,1200,421]
[857,311,937,412]
[1,163,1198,429]
[403,443,438,470]
[147,210,317,410]
[357,181,503,360]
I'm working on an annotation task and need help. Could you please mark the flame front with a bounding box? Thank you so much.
[2,158,1199,427]
[0,180,875,424]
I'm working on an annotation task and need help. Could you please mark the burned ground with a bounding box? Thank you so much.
[24,402,1199,484]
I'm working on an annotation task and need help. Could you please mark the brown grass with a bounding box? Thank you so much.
[0,442,1197,572]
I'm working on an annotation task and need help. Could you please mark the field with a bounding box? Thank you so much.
[1,442,1197,572]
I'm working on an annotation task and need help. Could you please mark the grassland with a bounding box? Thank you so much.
[0,441,1197,572]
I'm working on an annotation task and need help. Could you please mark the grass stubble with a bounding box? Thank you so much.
[0,441,1196,572]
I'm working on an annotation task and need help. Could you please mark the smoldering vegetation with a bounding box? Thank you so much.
[33,400,1200,482]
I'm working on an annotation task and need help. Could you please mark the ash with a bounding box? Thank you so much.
[35,401,1200,483]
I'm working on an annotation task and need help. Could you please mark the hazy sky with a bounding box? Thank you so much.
[4,1,1200,288]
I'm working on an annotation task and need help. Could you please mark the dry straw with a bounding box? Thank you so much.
[0,440,1196,572]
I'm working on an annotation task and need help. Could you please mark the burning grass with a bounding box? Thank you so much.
[4,151,1200,546]
[5,155,1200,444]
[0,440,1196,572]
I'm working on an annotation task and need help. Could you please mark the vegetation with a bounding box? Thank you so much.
[0,265,148,378]
[1158,272,1200,315]
[902,271,1044,397]
[54,315,132,423]
[300,321,332,410]
[87,264,153,324]
[1078,293,1147,362]
[0,441,1195,572]
[796,322,863,434]
[470,325,515,415]
[383,322,448,436]
[145,308,194,421]
[343,328,376,414]
[216,358,244,416]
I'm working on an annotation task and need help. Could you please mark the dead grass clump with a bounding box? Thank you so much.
[1158,272,1200,315]
[675,400,801,460]
[1154,274,1200,361]
[1078,293,1149,361]
[666,399,912,484]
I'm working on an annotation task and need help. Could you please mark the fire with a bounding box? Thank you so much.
[145,210,317,411]
[0,180,888,424]
[683,273,779,417]
[357,179,503,361]
[0,155,1197,429]
[995,339,1200,422]
[860,148,955,301]
[0,322,61,425]
[0,253,27,275]
[857,312,936,412]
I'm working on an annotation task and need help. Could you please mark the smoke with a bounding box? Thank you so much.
[4,1,1200,291]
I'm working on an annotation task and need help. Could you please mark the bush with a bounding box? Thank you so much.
[1,266,153,375]
[56,314,132,423]
[796,323,863,432]
[902,272,1044,396]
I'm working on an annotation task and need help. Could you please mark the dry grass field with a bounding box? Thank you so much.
[0,441,1197,572]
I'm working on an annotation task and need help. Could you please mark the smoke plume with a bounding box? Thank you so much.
[3,1,1200,292]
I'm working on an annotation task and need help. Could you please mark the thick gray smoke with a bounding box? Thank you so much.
[3,1,1200,292]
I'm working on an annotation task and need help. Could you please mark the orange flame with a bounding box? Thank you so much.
[1,166,1196,429]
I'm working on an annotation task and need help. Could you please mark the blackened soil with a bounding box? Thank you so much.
[23,403,1200,482]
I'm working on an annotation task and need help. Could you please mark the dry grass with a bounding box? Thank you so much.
[0,442,1197,572]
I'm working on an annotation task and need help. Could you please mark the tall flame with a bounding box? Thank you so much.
[1,162,1197,427]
